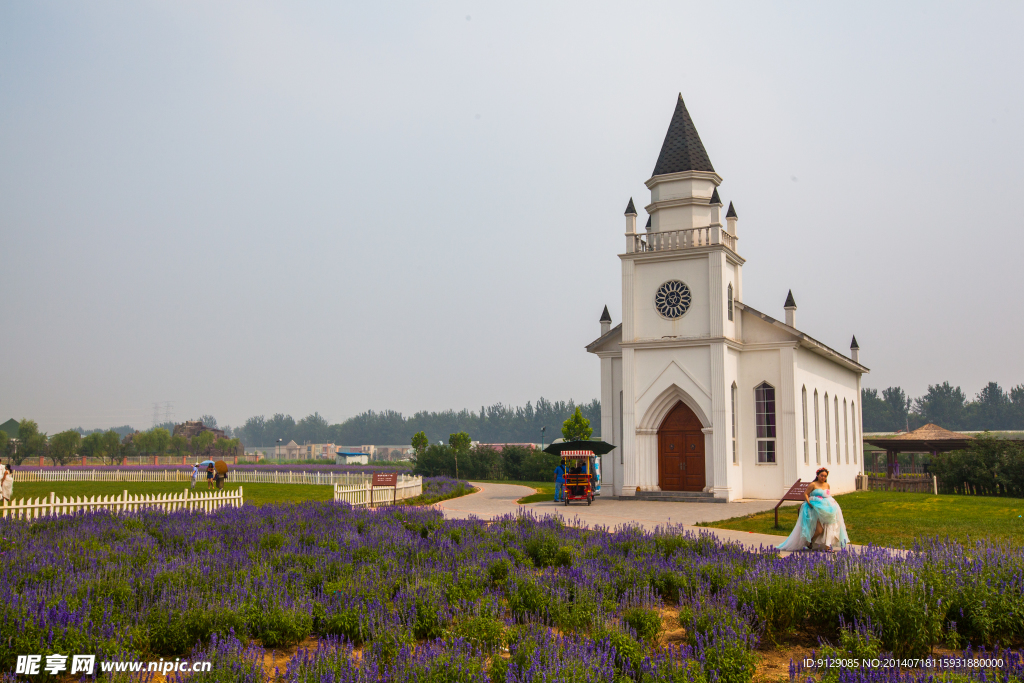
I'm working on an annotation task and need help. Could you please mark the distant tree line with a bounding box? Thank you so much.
[862,381,1024,432]
[1,419,240,466]
[233,398,602,448]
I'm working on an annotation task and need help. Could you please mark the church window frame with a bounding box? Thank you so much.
[802,386,809,465]
[852,402,858,464]
[834,396,840,465]
[619,391,624,465]
[844,399,849,464]
[824,393,831,464]
[754,382,777,464]
[814,390,820,464]
[731,383,738,465]
[727,283,734,322]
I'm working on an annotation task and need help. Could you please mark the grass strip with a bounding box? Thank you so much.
[697,490,1024,548]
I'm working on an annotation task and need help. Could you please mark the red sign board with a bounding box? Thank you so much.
[372,472,397,487]
[781,480,810,501]
[774,479,810,528]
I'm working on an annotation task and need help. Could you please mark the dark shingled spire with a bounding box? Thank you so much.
[624,198,637,215]
[784,290,796,308]
[645,216,652,228]
[726,201,737,219]
[850,335,859,349]
[710,187,722,205]
[600,305,612,323]
[652,94,715,176]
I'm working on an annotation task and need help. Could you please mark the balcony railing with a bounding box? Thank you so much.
[629,226,736,253]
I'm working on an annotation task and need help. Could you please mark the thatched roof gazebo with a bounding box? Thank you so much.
[864,423,973,476]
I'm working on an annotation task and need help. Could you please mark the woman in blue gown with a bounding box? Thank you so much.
[777,467,849,552]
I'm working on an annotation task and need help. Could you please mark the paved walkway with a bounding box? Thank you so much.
[438,482,802,552]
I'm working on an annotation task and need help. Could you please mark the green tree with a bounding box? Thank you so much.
[150,427,171,456]
[81,432,106,463]
[169,435,188,459]
[192,430,216,457]
[213,437,239,460]
[914,382,967,430]
[0,431,8,463]
[882,387,910,432]
[13,419,47,466]
[448,431,471,479]
[103,430,125,465]
[860,389,891,432]
[412,443,457,477]
[49,430,82,466]
[561,406,593,442]
[134,431,153,458]
[411,431,428,456]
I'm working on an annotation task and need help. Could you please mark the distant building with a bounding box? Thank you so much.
[336,450,370,465]
[173,420,226,442]
[170,420,237,458]
[345,445,414,461]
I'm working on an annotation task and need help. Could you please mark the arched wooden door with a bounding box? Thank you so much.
[658,401,706,491]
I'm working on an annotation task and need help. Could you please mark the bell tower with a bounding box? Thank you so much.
[618,94,745,499]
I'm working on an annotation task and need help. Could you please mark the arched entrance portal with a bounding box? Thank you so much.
[658,401,706,491]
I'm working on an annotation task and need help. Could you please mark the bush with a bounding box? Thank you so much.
[931,434,1024,496]
[622,606,662,641]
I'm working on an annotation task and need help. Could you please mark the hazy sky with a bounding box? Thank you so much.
[2,2,1022,434]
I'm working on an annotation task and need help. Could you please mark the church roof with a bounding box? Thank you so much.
[850,335,859,349]
[652,94,715,176]
[726,201,737,219]
[585,323,622,353]
[624,198,637,215]
[784,290,796,308]
[600,305,612,323]
[734,301,869,374]
[710,187,722,205]
[645,216,652,228]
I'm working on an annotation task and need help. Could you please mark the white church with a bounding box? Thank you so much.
[587,95,868,502]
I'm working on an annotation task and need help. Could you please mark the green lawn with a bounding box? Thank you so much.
[698,491,1024,548]
[475,480,556,504]
[9,481,334,506]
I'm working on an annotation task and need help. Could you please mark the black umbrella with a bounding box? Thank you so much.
[542,440,616,456]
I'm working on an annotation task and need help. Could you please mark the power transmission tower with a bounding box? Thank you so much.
[163,401,174,426]
[152,402,160,428]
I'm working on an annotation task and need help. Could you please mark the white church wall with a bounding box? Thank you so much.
[737,348,785,499]
[633,347,714,430]
[740,311,794,344]
[722,346,743,497]
[724,262,738,341]
[633,257,710,340]
[605,356,624,497]
[795,348,861,494]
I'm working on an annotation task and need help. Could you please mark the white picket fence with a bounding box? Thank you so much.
[0,487,244,520]
[334,477,422,506]
[13,469,413,487]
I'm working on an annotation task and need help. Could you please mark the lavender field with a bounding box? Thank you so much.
[1,500,1022,682]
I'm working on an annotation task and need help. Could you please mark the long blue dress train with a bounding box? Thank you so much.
[777,487,849,551]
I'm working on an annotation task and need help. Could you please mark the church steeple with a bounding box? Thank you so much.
[642,95,724,235]
[652,94,715,176]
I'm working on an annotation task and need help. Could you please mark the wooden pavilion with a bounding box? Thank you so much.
[864,423,973,476]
